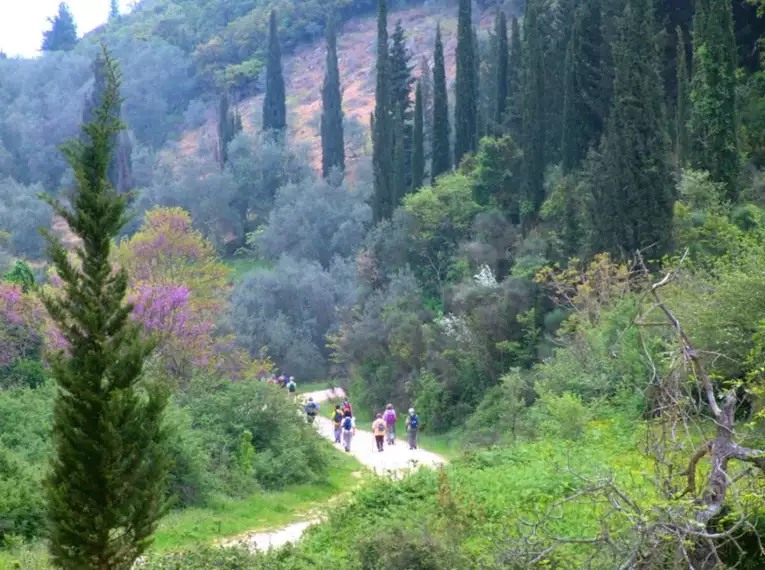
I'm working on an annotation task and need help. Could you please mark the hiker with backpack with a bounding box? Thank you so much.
[304,397,320,424]
[341,410,355,452]
[332,405,344,444]
[383,403,397,445]
[287,377,297,399]
[372,413,387,452]
[342,398,353,417]
[405,408,420,450]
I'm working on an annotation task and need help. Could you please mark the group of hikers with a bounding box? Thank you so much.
[267,374,298,396]
[322,399,421,453]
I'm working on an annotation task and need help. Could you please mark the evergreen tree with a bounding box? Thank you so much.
[419,56,434,166]
[390,21,415,121]
[372,0,394,222]
[561,0,607,172]
[83,53,132,194]
[412,80,425,191]
[393,104,406,204]
[217,91,242,169]
[42,2,78,52]
[675,26,690,171]
[109,0,120,20]
[494,11,509,136]
[263,10,287,134]
[389,21,414,189]
[42,48,170,570]
[473,26,484,141]
[689,0,739,200]
[454,0,478,165]
[431,24,451,180]
[505,17,523,139]
[321,16,345,178]
[520,0,546,225]
[593,0,673,257]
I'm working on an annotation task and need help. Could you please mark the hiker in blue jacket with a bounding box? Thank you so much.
[405,408,420,450]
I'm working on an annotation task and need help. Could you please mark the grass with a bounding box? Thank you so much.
[152,450,363,552]
[224,257,273,281]
[295,379,335,395]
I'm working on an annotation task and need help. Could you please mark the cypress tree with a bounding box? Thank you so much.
[412,80,425,191]
[263,10,287,134]
[593,0,673,257]
[372,0,394,222]
[83,53,132,193]
[505,17,522,139]
[217,91,242,169]
[431,24,451,180]
[675,26,690,172]
[390,21,415,121]
[473,25,485,141]
[109,0,120,20]
[689,0,739,200]
[42,48,170,570]
[393,103,406,204]
[321,16,345,178]
[454,0,478,166]
[561,0,607,172]
[494,11,509,136]
[42,2,78,52]
[419,56,433,166]
[520,0,546,225]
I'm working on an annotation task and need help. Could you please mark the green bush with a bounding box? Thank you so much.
[0,447,46,545]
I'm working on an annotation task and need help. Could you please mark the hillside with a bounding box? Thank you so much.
[172,3,494,172]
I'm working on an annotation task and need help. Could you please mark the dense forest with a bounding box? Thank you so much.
[3,0,765,568]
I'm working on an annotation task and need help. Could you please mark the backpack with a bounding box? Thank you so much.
[409,415,419,429]
[306,403,318,416]
[287,381,296,393]
[333,410,344,424]
[342,416,353,431]
[384,410,396,425]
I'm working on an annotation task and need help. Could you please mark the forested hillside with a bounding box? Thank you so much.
[3,0,765,568]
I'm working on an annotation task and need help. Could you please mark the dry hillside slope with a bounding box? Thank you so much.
[174,4,492,173]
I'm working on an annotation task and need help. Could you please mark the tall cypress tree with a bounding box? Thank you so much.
[675,26,690,172]
[393,103,406,204]
[263,10,287,134]
[389,21,414,189]
[321,16,345,178]
[372,0,394,222]
[689,0,739,200]
[42,48,170,570]
[412,80,425,191]
[42,2,78,52]
[454,0,477,166]
[505,17,523,139]
[419,56,433,165]
[593,0,673,257]
[431,23,451,180]
[494,11,509,136]
[520,0,546,224]
[561,0,607,172]
[217,91,242,169]
[109,0,120,20]
[83,53,132,193]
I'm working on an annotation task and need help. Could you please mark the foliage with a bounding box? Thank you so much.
[40,50,171,570]
[371,0,394,224]
[0,283,45,384]
[320,17,345,179]
[231,255,357,380]
[431,24,451,181]
[411,81,425,192]
[262,11,286,134]
[453,0,477,165]
[41,2,78,52]
[0,178,53,259]
[257,176,371,268]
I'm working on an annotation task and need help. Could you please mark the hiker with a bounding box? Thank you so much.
[405,408,420,450]
[332,405,344,444]
[372,413,386,452]
[278,375,286,387]
[304,397,319,424]
[342,398,353,417]
[287,376,297,396]
[341,410,355,452]
[383,403,397,445]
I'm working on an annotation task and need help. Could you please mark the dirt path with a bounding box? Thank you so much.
[222,388,446,552]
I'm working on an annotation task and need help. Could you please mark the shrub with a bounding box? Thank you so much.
[0,178,52,259]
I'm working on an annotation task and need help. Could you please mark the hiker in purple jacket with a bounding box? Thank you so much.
[383,403,397,445]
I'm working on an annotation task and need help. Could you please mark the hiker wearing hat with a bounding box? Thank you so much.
[405,408,420,450]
